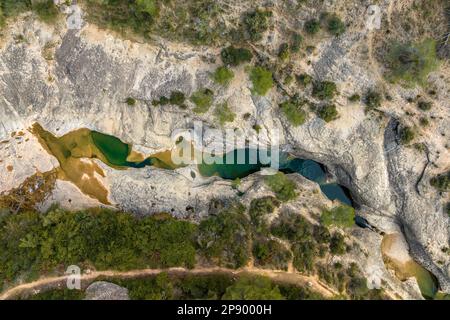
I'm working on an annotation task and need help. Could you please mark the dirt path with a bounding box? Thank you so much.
[0,266,338,300]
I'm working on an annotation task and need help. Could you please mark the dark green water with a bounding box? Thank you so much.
[91,133,353,206]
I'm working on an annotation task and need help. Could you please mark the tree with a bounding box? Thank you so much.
[222,276,284,300]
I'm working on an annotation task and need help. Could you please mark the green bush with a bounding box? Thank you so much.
[312,81,337,100]
[220,46,252,66]
[417,100,432,111]
[126,97,136,106]
[291,33,303,53]
[317,104,338,122]
[214,102,236,125]
[249,66,273,96]
[327,15,346,36]
[169,91,186,106]
[419,117,429,127]
[348,94,360,102]
[278,43,290,61]
[304,19,321,35]
[243,9,272,42]
[364,90,382,109]
[190,88,214,113]
[296,73,313,86]
[321,205,355,228]
[430,171,449,192]
[385,39,439,86]
[264,172,297,202]
[399,126,415,145]
[279,100,307,126]
[212,66,234,86]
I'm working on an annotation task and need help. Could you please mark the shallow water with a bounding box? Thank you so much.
[34,125,354,206]
[381,234,438,299]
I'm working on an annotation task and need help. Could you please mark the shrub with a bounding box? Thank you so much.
[327,15,346,36]
[278,43,290,61]
[279,100,307,126]
[169,91,186,106]
[419,117,429,127]
[364,90,382,109]
[126,97,136,106]
[399,126,415,145]
[214,102,236,125]
[312,81,337,100]
[317,104,338,122]
[385,39,439,86]
[220,46,252,66]
[264,172,297,202]
[190,88,214,113]
[430,171,449,192]
[296,73,313,86]
[321,205,355,228]
[291,33,303,53]
[417,100,432,111]
[243,9,272,42]
[348,94,360,102]
[212,66,234,86]
[304,19,321,34]
[249,66,273,96]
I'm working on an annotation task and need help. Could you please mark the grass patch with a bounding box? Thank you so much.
[385,39,439,87]
[320,205,355,228]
